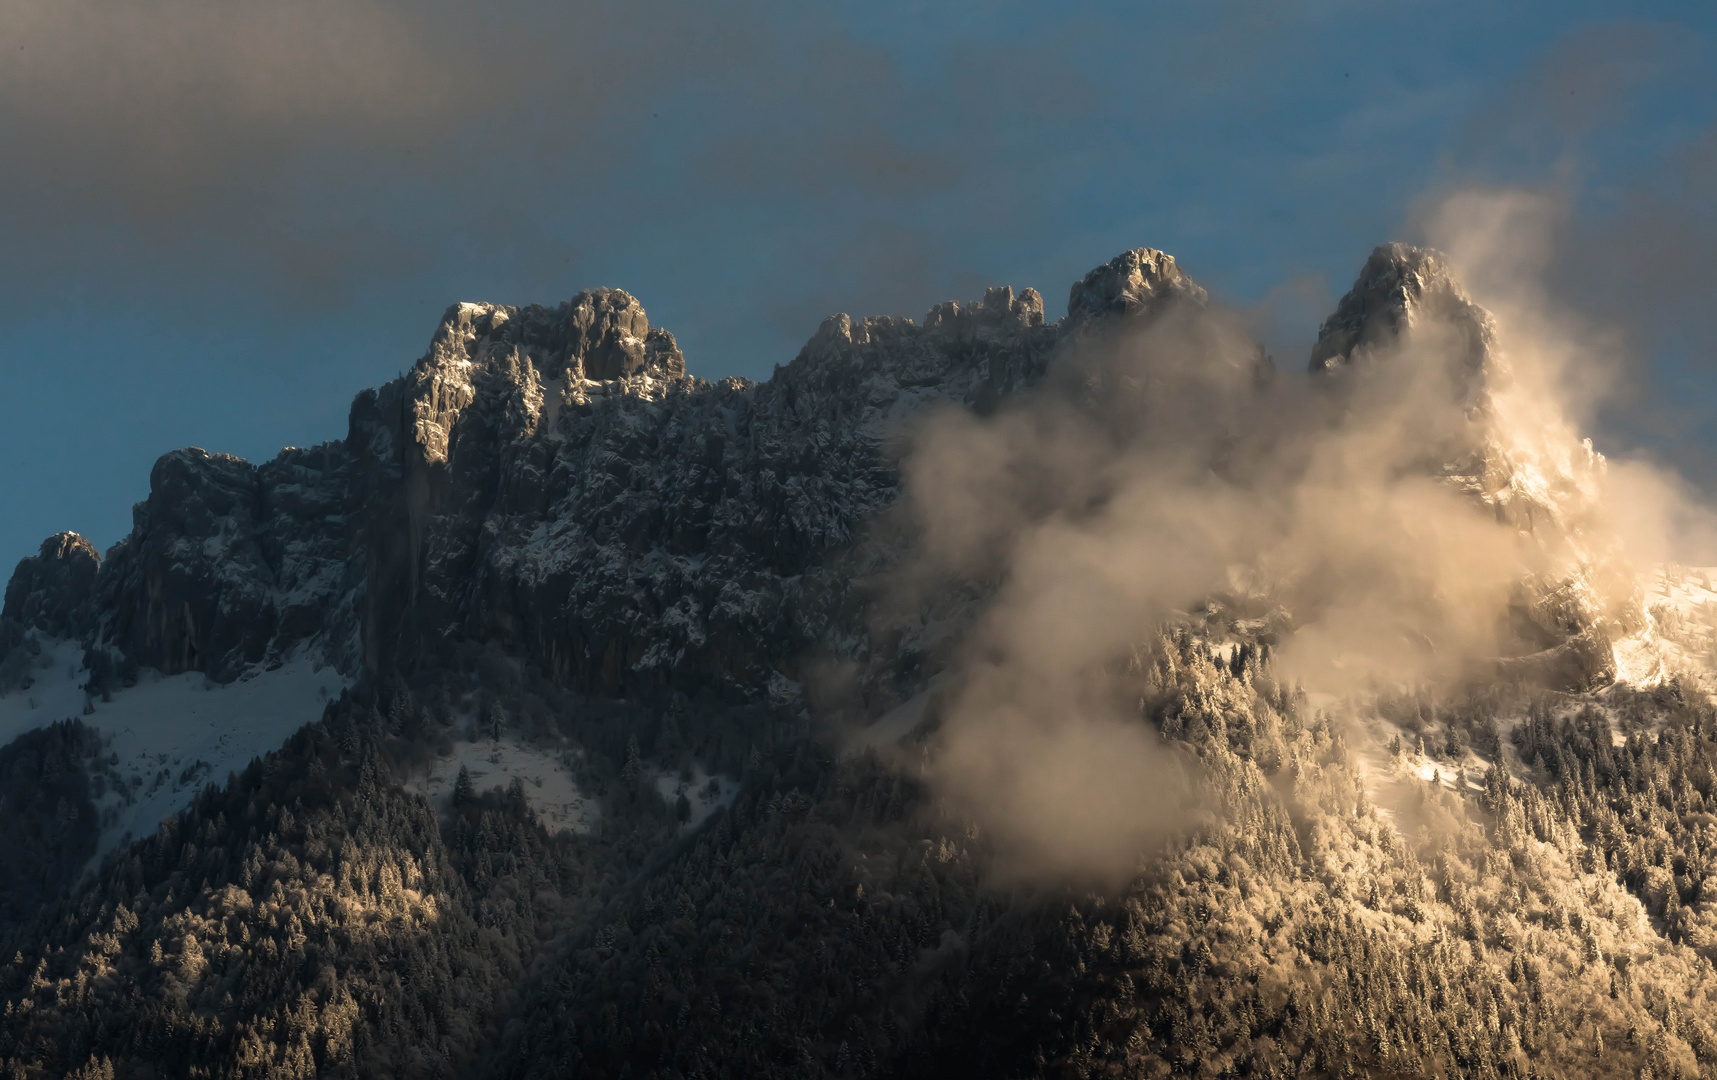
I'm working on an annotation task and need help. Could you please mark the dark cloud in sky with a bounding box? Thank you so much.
[0,0,772,297]
[2,1,477,238]
[0,0,1097,305]
[1,1,1714,572]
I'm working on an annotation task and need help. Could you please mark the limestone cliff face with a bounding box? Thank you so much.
[1066,247,1206,324]
[1307,243,1610,535]
[70,444,364,682]
[1309,243,1498,390]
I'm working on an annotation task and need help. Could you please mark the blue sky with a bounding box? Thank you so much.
[2,0,1714,571]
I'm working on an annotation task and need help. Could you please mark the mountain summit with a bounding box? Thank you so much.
[2,245,1715,1080]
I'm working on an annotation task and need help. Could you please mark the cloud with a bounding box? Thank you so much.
[688,34,964,200]
[1390,18,1717,484]
[0,0,792,302]
[0,0,476,223]
[885,183,1717,884]
[0,0,1122,340]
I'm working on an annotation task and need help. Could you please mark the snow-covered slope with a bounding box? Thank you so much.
[0,636,347,872]
[1614,564,1717,690]
[0,637,90,742]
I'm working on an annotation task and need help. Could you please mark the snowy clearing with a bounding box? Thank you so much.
[1626,563,1717,691]
[406,738,599,835]
[0,638,348,874]
[654,765,739,831]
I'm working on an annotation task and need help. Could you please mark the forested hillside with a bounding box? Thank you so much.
[7,633,1717,1078]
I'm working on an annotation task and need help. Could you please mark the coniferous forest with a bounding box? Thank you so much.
[5,633,1717,1079]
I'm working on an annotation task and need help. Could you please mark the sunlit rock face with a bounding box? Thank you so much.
[1310,242,1498,388]
[1308,243,1520,507]
[1066,247,1206,323]
[345,279,1062,699]
[1310,242,1624,690]
[1308,242,1609,535]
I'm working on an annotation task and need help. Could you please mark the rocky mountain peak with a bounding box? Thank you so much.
[1306,244,1622,689]
[562,287,682,382]
[424,289,686,389]
[2,532,100,638]
[0,243,1628,698]
[1306,243,1563,501]
[5,238,1717,1080]
[1066,247,1207,324]
[922,285,1046,336]
[384,290,689,472]
[1307,242,1501,403]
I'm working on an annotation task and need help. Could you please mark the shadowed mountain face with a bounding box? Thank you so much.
[5,281,1059,699]
[3,533,100,639]
[2,245,1712,1080]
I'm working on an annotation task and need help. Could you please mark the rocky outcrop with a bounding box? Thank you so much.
[79,445,362,682]
[563,288,684,382]
[1307,242,1500,399]
[1308,244,1516,508]
[1303,243,1582,526]
[348,279,1063,698]
[1066,248,1206,324]
[2,532,100,638]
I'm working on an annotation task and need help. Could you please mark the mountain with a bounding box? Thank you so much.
[2,244,1717,1080]
[1307,242,1626,692]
